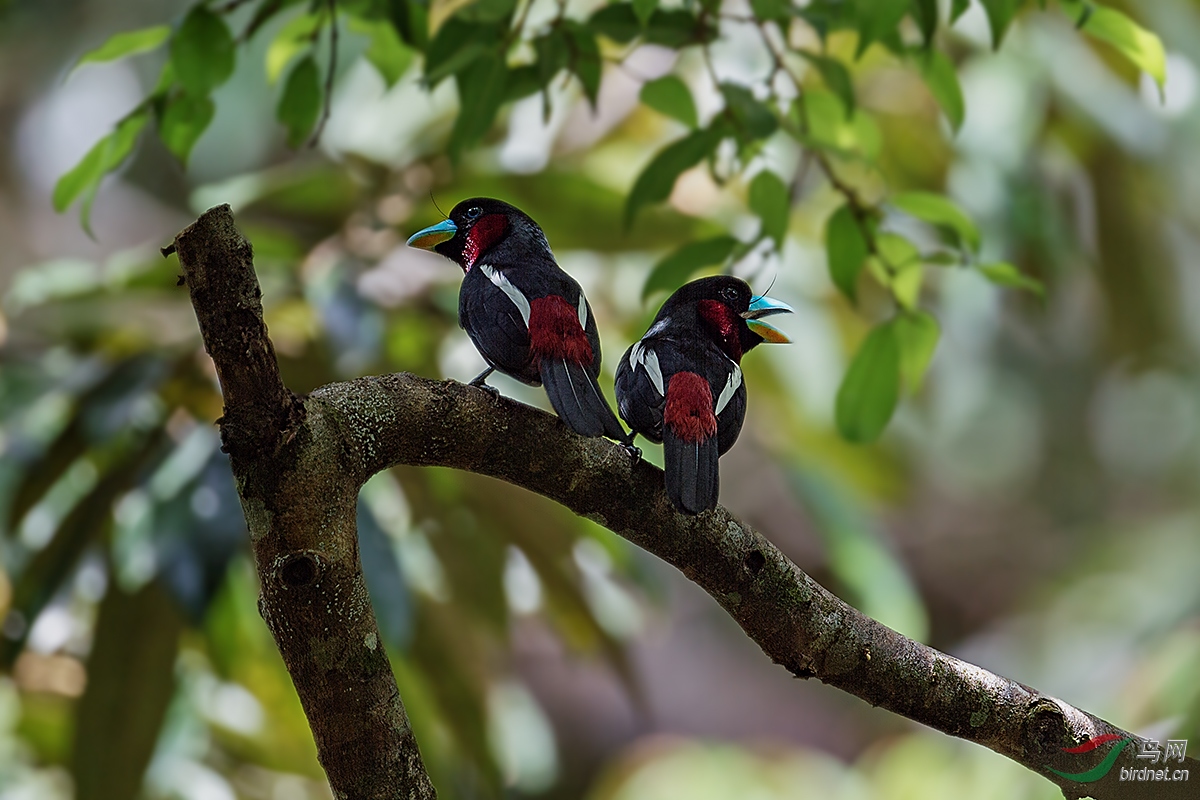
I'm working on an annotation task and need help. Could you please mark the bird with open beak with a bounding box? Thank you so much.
[615,276,793,514]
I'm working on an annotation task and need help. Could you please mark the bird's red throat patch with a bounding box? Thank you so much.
[664,372,717,442]
[528,295,593,364]
[697,300,743,362]
[463,214,508,271]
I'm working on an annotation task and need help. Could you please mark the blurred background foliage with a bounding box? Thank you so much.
[0,0,1197,798]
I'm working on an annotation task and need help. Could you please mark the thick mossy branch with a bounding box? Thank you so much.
[178,206,1196,800]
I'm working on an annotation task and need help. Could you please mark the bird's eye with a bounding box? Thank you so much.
[466,206,483,220]
[722,286,738,301]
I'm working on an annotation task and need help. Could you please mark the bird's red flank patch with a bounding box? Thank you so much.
[463,214,508,271]
[664,372,717,443]
[528,295,593,365]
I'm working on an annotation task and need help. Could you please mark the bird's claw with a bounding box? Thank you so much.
[473,382,501,399]
[621,442,642,464]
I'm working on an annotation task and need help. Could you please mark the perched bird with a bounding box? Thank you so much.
[407,198,629,441]
[615,276,792,514]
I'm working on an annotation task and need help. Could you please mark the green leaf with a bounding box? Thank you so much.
[53,110,150,234]
[798,2,858,39]
[503,66,542,102]
[720,83,777,140]
[800,52,855,116]
[979,0,1022,48]
[826,203,869,301]
[71,580,183,800]
[565,22,602,107]
[645,9,714,47]
[277,56,322,148]
[171,6,236,95]
[1063,1,1166,93]
[875,232,920,265]
[890,261,923,309]
[72,25,170,71]
[855,0,909,57]
[978,261,1044,297]
[351,17,414,86]
[893,310,939,392]
[950,0,970,23]
[0,430,165,668]
[588,5,711,47]
[751,0,791,23]
[534,28,570,87]
[836,322,901,443]
[458,0,517,23]
[891,190,980,251]
[642,236,739,301]
[633,0,658,26]
[158,92,215,165]
[918,49,965,132]
[265,13,322,84]
[640,75,697,127]
[797,89,881,160]
[589,4,641,43]
[424,19,501,85]
[749,170,790,245]
[625,125,724,228]
[388,0,429,51]
[910,0,938,46]
[450,52,509,156]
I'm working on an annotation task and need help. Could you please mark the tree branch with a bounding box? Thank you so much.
[171,205,437,800]
[175,205,1197,799]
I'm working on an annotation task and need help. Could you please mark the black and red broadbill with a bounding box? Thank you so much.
[407,198,629,442]
[615,276,793,515]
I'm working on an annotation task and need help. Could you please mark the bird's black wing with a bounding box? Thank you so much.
[459,265,538,385]
[615,339,667,444]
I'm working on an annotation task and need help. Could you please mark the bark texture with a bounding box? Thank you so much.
[175,205,1198,800]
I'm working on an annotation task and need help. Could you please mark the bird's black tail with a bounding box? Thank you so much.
[663,430,719,514]
[540,358,628,441]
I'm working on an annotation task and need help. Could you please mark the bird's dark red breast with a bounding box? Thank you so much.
[528,296,593,365]
[463,214,508,271]
[664,372,717,443]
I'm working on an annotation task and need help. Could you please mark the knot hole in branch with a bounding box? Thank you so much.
[278,551,323,587]
[744,549,766,575]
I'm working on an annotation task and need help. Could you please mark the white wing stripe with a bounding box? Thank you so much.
[630,341,665,397]
[577,294,588,330]
[715,364,742,414]
[479,264,531,326]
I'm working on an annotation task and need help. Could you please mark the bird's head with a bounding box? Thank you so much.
[662,276,793,362]
[406,197,550,272]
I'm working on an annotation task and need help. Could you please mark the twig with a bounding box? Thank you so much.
[309,0,338,148]
[753,21,897,275]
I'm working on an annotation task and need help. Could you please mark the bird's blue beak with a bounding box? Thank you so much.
[407,218,457,250]
[742,294,794,344]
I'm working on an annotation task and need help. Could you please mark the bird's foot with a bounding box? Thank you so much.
[620,440,642,465]
[468,367,495,387]
[468,367,500,398]
[474,382,501,399]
